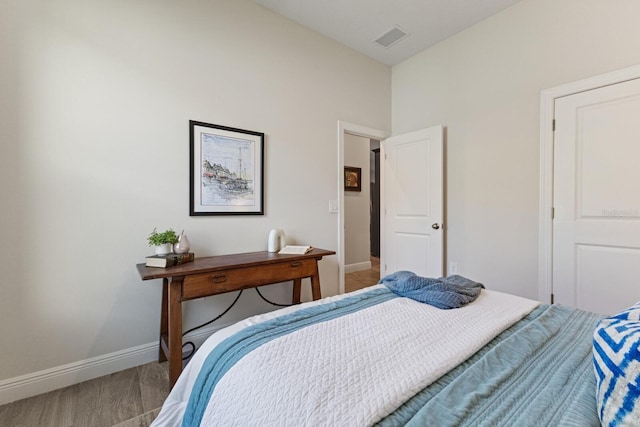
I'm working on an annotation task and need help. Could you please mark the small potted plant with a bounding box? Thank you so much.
[147,228,179,255]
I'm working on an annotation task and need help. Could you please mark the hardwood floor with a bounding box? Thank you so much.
[0,362,169,427]
[345,256,381,293]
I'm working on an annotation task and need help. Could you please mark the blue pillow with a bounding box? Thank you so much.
[593,302,640,426]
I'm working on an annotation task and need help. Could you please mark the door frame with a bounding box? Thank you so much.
[538,64,640,303]
[337,121,387,294]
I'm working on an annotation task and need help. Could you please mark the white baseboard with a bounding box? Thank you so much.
[345,261,372,274]
[0,322,231,405]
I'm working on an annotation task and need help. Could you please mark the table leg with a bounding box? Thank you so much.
[159,278,168,362]
[168,278,183,388]
[310,262,322,301]
[292,278,302,304]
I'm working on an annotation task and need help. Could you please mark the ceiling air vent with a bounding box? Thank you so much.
[374,25,409,49]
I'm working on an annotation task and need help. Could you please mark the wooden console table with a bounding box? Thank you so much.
[136,248,335,387]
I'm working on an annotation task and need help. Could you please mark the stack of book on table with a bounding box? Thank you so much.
[145,252,195,268]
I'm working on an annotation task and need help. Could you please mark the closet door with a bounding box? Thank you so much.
[553,78,640,314]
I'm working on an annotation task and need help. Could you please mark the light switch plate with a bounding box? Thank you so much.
[449,262,458,275]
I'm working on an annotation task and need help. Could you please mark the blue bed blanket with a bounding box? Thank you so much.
[174,287,601,427]
[379,271,484,309]
[378,304,604,427]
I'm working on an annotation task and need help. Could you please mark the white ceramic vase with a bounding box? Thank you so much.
[173,231,191,254]
[267,228,285,252]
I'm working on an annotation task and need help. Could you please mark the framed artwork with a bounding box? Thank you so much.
[190,121,264,215]
[344,166,362,192]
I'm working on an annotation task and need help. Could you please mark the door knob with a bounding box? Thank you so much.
[432,223,440,230]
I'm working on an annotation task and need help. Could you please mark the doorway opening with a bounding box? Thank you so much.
[337,122,386,294]
[344,138,381,293]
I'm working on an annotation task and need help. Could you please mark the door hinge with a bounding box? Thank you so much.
[552,119,556,132]
[551,293,554,304]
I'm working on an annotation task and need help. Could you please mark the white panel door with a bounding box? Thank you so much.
[553,78,640,315]
[382,126,443,278]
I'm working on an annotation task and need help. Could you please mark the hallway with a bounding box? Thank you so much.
[345,257,380,293]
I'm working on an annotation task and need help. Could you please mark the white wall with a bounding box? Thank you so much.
[344,133,371,267]
[392,0,640,299]
[0,0,390,395]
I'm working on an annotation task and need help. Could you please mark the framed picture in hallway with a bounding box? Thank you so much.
[190,120,265,215]
[344,166,362,192]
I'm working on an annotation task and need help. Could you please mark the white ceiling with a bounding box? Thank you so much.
[252,0,524,66]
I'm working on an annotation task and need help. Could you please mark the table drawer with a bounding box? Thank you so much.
[181,259,317,300]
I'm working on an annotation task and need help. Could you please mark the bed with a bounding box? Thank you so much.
[150,281,621,427]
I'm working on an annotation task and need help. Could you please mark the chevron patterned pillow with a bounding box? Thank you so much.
[593,302,640,426]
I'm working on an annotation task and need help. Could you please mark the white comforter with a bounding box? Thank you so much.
[152,286,539,426]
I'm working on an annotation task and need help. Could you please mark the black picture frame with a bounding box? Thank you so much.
[344,166,362,192]
[189,120,265,216]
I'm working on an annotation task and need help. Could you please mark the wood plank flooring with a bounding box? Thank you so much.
[0,362,169,427]
[345,256,380,293]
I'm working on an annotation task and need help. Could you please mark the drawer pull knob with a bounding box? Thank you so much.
[212,274,227,283]
[290,261,302,268]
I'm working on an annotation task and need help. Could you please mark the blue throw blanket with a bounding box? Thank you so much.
[378,304,604,426]
[379,271,484,309]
